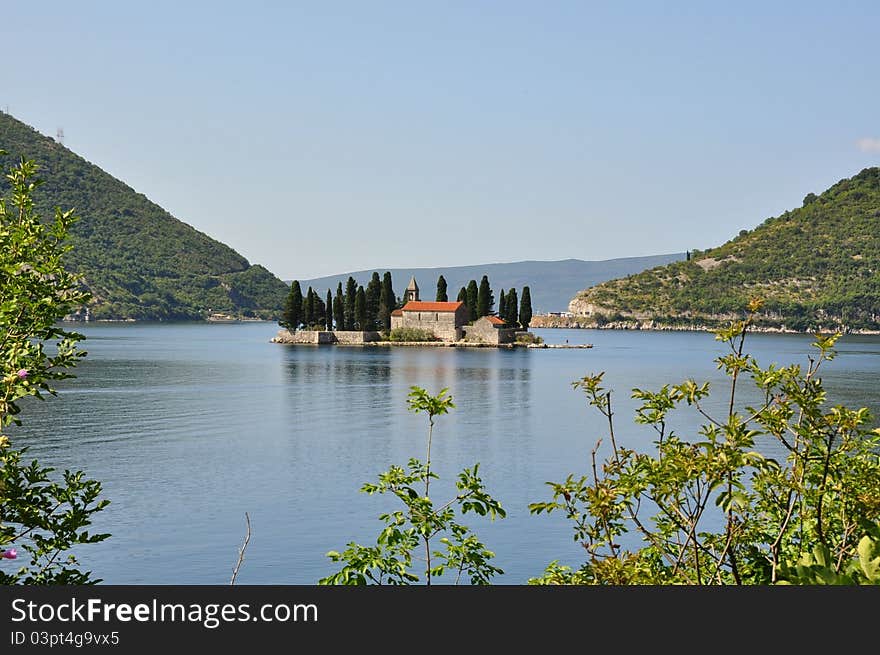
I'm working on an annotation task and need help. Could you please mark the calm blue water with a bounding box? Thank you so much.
[10,323,880,584]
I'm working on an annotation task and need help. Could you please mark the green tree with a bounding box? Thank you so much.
[313,289,326,329]
[519,286,533,330]
[281,280,303,330]
[528,300,880,585]
[355,286,366,331]
[466,279,478,322]
[498,289,506,321]
[505,288,518,328]
[334,283,345,330]
[379,272,395,330]
[457,287,467,304]
[1,156,110,584]
[477,275,493,317]
[436,275,448,302]
[365,272,382,330]
[320,387,505,585]
[344,276,357,331]
[326,289,333,330]
[303,286,315,328]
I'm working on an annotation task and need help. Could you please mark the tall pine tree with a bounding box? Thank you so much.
[436,275,448,302]
[326,289,333,330]
[365,272,381,330]
[313,290,326,329]
[506,288,518,328]
[466,279,478,322]
[355,286,366,330]
[498,289,506,321]
[477,275,493,317]
[519,286,533,330]
[303,287,315,327]
[344,276,357,331]
[457,287,467,304]
[335,283,345,330]
[281,280,303,330]
[379,271,395,330]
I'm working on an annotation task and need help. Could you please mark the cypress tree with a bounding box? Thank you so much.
[303,287,316,328]
[457,287,467,303]
[365,272,381,330]
[335,283,345,330]
[498,289,506,321]
[519,286,533,330]
[281,280,303,330]
[466,279,478,322]
[506,288,518,328]
[477,274,493,317]
[344,276,357,331]
[355,285,366,331]
[326,289,333,330]
[380,272,395,329]
[436,275,448,302]
[313,290,326,329]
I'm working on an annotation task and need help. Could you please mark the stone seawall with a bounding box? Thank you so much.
[271,330,382,345]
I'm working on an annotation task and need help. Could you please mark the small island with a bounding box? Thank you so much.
[271,274,591,349]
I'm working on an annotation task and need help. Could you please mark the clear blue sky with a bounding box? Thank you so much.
[2,1,878,281]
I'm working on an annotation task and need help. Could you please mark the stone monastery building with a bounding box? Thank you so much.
[390,277,514,344]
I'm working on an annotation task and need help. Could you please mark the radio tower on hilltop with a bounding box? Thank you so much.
[56,127,64,145]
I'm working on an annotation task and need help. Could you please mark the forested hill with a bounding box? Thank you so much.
[570,167,880,331]
[0,113,288,320]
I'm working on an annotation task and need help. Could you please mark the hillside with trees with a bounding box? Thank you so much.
[570,167,880,332]
[0,112,288,320]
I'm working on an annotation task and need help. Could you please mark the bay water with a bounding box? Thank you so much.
[11,323,880,584]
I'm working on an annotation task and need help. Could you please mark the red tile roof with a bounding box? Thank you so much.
[486,315,505,325]
[390,309,403,317]
[400,301,464,313]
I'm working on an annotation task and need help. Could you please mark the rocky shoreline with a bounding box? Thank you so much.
[529,314,880,335]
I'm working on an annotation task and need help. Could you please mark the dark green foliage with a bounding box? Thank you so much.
[344,277,357,330]
[355,286,366,331]
[303,287,315,328]
[519,286,533,330]
[505,288,518,328]
[365,272,381,331]
[575,167,880,331]
[379,271,395,330]
[477,275,493,317]
[326,289,333,330]
[498,289,506,322]
[335,283,345,330]
[466,280,478,322]
[280,280,303,330]
[457,287,467,304]
[313,289,326,329]
[0,113,288,320]
[436,275,448,302]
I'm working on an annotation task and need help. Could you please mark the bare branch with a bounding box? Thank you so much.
[230,512,251,585]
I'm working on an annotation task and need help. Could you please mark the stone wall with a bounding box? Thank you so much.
[272,330,381,344]
[333,330,382,344]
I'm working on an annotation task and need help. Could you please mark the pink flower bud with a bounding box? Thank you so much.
[16,369,28,380]
[2,548,17,559]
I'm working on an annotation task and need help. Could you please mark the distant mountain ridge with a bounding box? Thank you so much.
[292,254,686,313]
[570,167,880,332]
[0,112,288,320]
